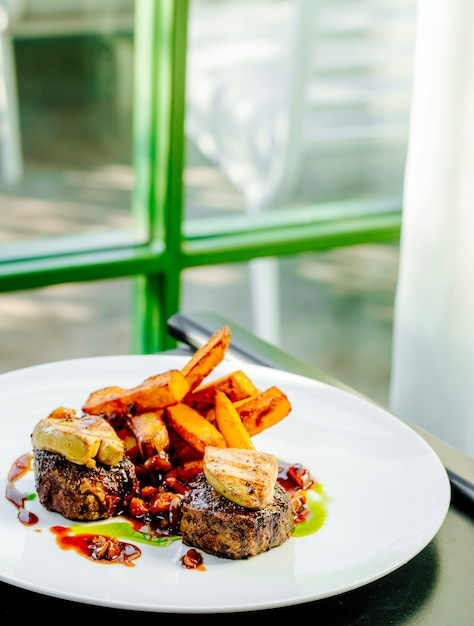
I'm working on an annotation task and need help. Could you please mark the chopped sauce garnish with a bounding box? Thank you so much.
[51,526,141,566]
[180,548,205,570]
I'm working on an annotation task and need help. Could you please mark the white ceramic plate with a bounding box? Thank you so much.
[0,355,450,613]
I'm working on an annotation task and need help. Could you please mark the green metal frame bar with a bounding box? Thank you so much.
[131,0,189,353]
[0,0,402,355]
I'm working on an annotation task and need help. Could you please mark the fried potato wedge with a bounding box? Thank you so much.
[214,390,255,450]
[80,386,123,408]
[180,325,231,391]
[233,386,292,436]
[184,369,258,413]
[127,410,169,459]
[82,369,190,416]
[167,428,203,464]
[166,403,226,455]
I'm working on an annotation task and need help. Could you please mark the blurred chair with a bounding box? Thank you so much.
[185,0,416,344]
[0,0,134,184]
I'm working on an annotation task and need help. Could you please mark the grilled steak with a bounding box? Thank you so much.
[179,472,295,559]
[33,448,138,521]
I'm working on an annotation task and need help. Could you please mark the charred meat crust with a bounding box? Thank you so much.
[33,448,138,521]
[179,473,295,559]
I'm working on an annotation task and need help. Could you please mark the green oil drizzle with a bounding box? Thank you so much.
[70,520,180,548]
[293,482,331,538]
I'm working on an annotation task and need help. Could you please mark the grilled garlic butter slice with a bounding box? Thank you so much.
[31,407,124,468]
[203,446,278,509]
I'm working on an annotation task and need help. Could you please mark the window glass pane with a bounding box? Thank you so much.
[0,4,134,241]
[181,245,398,406]
[0,278,132,373]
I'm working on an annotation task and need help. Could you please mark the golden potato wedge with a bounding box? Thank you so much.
[167,428,204,464]
[165,403,226,454]
[127,410,169,459]
[184,369,258,413]
[214,390,255,450]
[80,386,123,409]
[234,386,292,436]
[82,369,190,416]
[181,325,231,391]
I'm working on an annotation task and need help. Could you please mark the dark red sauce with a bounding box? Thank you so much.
[5,452,38,526]
[180,548,205,571]
[51,526,141,567]
[278,460,315,524]
[278,460,314,492]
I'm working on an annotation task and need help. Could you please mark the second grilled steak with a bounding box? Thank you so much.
[179,472,295,559]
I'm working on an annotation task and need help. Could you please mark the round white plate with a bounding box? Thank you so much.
[0,354,450,613]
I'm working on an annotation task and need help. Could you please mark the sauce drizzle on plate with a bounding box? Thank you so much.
[6,452,328,569]
[5,452,38,526]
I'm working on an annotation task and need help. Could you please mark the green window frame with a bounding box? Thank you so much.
[0,0,402,355]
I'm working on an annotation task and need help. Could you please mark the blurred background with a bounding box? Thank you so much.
[0,0,416,406]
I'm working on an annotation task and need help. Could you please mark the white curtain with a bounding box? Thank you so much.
[389,0,474,457]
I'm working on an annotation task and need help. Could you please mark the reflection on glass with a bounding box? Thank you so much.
[0,1,135,243]
[0,278,132,372]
